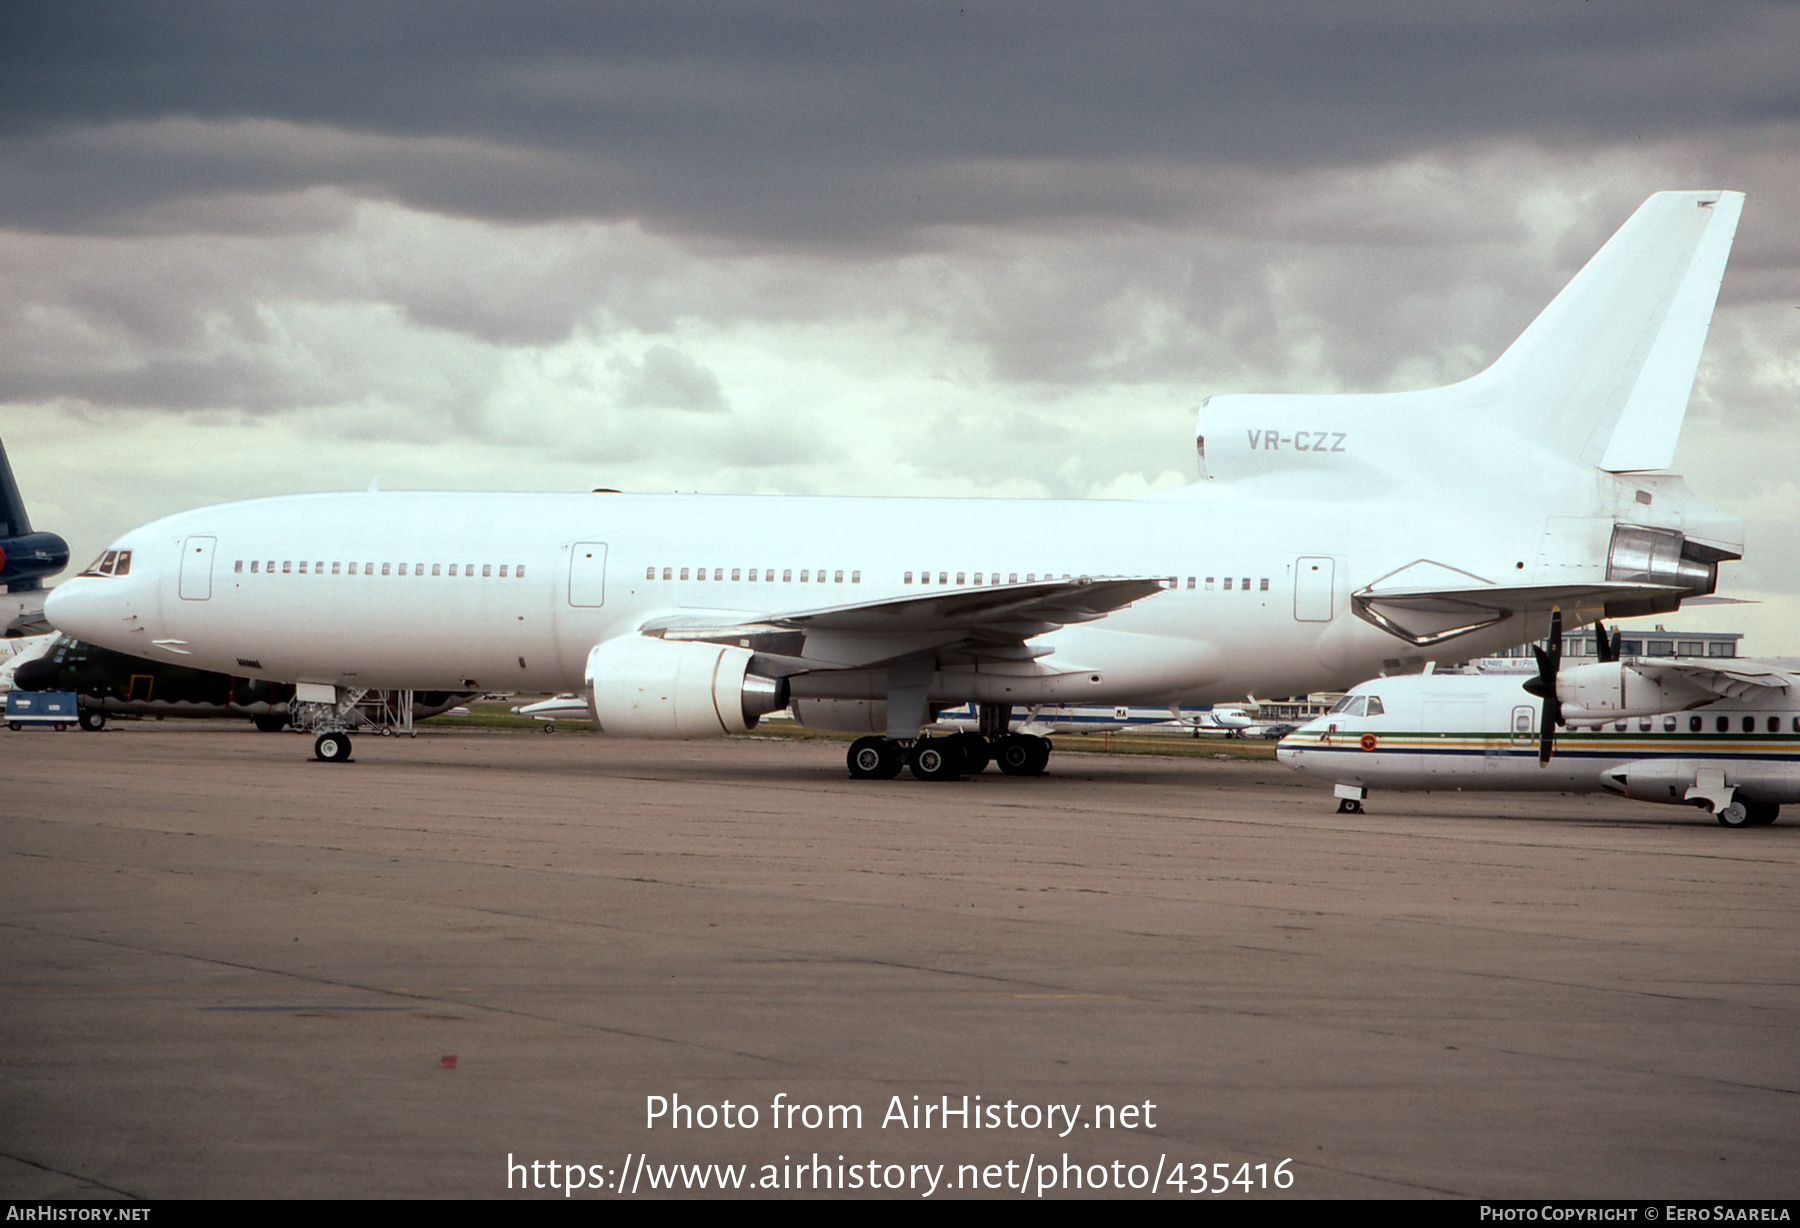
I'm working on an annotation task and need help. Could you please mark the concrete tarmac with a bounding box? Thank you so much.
[2,723,1796,1200]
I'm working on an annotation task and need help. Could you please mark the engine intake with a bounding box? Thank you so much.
[1605,526,1717,617]
[584,636,789,738]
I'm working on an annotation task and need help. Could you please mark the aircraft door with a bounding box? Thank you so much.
[568,542,608,607]
[1294,557,1334,622]
[178,536,216,601]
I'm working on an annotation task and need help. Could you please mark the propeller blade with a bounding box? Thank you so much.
[1535,608,1563,766]
[1595,622,1619,664]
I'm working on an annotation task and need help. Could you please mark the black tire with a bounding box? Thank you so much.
[314,733,352,763]
[995,735,1036,776]
[952,732,991,773]
[847,736,903,780]
[1717,800,1752,828]
[1024,735,1051,775]
[908,737,964,782]
[79,710,106,732]
[1745,800,1780,827]
[253,715,287,733]
[6,722,19,732]
[55,722,66,732]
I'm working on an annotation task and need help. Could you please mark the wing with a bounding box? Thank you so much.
[638,576,1170,671]
[1629,661,1795,703]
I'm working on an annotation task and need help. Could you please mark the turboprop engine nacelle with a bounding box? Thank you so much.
[585,636,789,738]
[1558,661,1718,721]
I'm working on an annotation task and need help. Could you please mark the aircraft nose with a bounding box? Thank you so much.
[43,579,113,642]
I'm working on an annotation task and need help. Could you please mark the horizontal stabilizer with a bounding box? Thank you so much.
[1355,579,1681,648]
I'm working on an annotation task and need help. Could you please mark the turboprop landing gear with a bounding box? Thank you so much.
[79,710,106,732]
[1336,798,1365,815]
[1718,799,1779,828]
[313,732,353,763]
[1334,783,1368,814]
[847,736,904,780]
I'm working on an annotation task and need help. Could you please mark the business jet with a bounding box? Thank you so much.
[1,440,71,637]
[1276,644,1800,829]
[45,192,1748,778]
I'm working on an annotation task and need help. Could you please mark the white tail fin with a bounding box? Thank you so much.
[1476,190,1742,472]
[1189,191,1743,487]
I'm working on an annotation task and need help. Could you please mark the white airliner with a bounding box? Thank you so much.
[45,192,1748,779]
[1276,659,1800,828]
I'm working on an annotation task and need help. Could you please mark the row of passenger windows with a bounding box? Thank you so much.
[233,560,526,578]
[639,568,1272,591]
[647,567,861,583]
[1591,714,1800,734]
[906,572,1269,591]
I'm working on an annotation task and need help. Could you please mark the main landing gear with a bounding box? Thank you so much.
[1717,799,1780,828]
[313,732,353,763]
[846,732,1052,782]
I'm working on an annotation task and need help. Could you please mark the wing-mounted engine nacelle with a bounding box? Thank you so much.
[584,636,789,738]
[1558,661,1716,721]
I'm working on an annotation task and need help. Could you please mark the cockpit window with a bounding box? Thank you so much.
[1364,697,1384,716]
[77,549,131,577]
[1328,694,1358,714]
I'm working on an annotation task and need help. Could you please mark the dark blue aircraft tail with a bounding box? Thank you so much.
[0,440,70,592]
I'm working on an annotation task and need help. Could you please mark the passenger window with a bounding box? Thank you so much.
[1223,578,1233,590]
[283,561,292,574]
[956,572,965,584]
[300,561,309,574]
[1743,716,1756,733]
[1690,716,1702,732]
[852,570,861,583]
[731,569,741,581]
[332,562,341,574]
[938,573,947,584]
[1613,722,1626,732]
[974,573,983,584]
[1259,578,1269,591]
[416,562,425,575]
[233,560,243,573]
[836,570,845,583]
[517,565,526,578]
[1638,719,1650,732]
[1186,577,1195,589]
[1026,574,1036,582]
[398,563,408,576]
[1206,577,1214,589]
[1241,577,1250,590]
[1717,716,1729,733]
[748,569,758,582]
[484,565,494,578]
[903,571,912,584]
[432,564,441,576]
[251,561,260,573]
[1769,716,1780,733]
[659,567,669,580]
[463,563,473,576]
[1010,573,1019,584]
[783,570,792,582]
[1663,717,1675,732]
[500,565,509,577]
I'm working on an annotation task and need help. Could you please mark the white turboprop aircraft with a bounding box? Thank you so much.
[1275,651,1800,829]
[45,192,1748,778]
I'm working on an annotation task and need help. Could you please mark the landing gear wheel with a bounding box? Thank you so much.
[1717,800,1752,828]
[1024,735,1051,775]
[314,733,352,763]
[1337,798,1365,814]
[908,737,964,782]
[79,711,106,732]
[847,736,903,780]
[995,736,1036,776]
[542,723,555,733]
[1745,800,1780,827]
[253,714,287,733]
[951,732,991,773]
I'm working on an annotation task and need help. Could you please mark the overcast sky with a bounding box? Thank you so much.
[5,2,1799,648]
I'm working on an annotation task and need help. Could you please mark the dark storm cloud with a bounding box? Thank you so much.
[3,1,1796,243]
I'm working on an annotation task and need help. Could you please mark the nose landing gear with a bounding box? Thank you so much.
[313,733,353,763]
